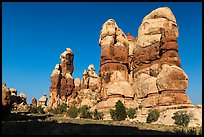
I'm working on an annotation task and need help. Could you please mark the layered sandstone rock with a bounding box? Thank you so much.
[48,48,74,109]
[45,7,198,126]
[95,19,135,111]
[87,64,98,89]
[2,83,28,112]
[81,64,99,90]
[69,88,99,108]
[81,70,89,89]
[132,7,191,108]
[2,83,11,113]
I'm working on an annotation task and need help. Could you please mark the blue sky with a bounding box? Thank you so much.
[2,2,202,105]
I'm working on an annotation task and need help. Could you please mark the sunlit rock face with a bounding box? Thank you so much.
[132,7,191,108]
[94,7,191,111]
[81,64,99,90]
[2,83,28,113]
[48,48,74,109]
[46,7,197,127]
[96,19,135,110]
[2,83,11,113]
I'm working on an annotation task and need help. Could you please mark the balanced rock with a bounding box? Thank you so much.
[38,94,48,107]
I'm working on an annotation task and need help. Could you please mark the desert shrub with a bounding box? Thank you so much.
[172,110,191,127]
[57,103,67,113]
[110,100,127,121]
[92,109,103,120]
[146,109,160,123]
[138,104,143,110]
[29,106,38,114]
[110,109,117,120]
[79,105,92,119]
[126,108,136,119]
[48,108,58,114]
[198,127,202,135]
[186,127,198,135]
[67,106,78,118]
[48,103,67,114]
[173,127,186,135]
[29,106,45,114]
[173,127,199,135]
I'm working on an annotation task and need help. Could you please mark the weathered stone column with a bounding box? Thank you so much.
[132,7,191,108]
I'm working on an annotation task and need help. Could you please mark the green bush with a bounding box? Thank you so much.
[67,106,78,118]
[58,103,67,113]
[110,100,127,121]
[79,105,92,119]
[93,109,103,120]
[186,127,198,135]
[126,108,136,119]
[173,127,201,135]
[173,127,186,135]
[172,110,191,127]
[198,127,202,135]
[29,106,45,114]
[48,103,67,114]
[146,109,160,123]
[48,108,58,114]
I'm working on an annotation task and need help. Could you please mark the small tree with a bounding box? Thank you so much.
[67,106,78,118]
[57,103,68,114]
[79,105,92,119]
[93,109,103,120]
[126,108,136,119]
[146,109,160,123]
[110,100,127,121]
[29,106,45,114]
[172,110,191,127]
[48,103,67,114]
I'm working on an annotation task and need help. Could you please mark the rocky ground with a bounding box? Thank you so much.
[2,112,201,135]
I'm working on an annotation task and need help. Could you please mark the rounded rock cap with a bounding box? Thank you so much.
[19,92,27,98]
[88,64,95,71]
[143,7,176,23]
[66,48,73,54]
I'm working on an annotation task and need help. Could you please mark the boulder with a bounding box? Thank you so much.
[156,64,188,91]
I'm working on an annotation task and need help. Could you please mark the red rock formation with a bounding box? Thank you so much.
[47,7,192,116]
[93,19,136,112]
[2,83,11,113]
[48,48,74,109]
[80,64,99,91]
[98,19,130,100]
[132,7,191,108]
[81,70,89,89]
[2,84,29,112]
[126,33,136,84]
[31,97,37,107]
